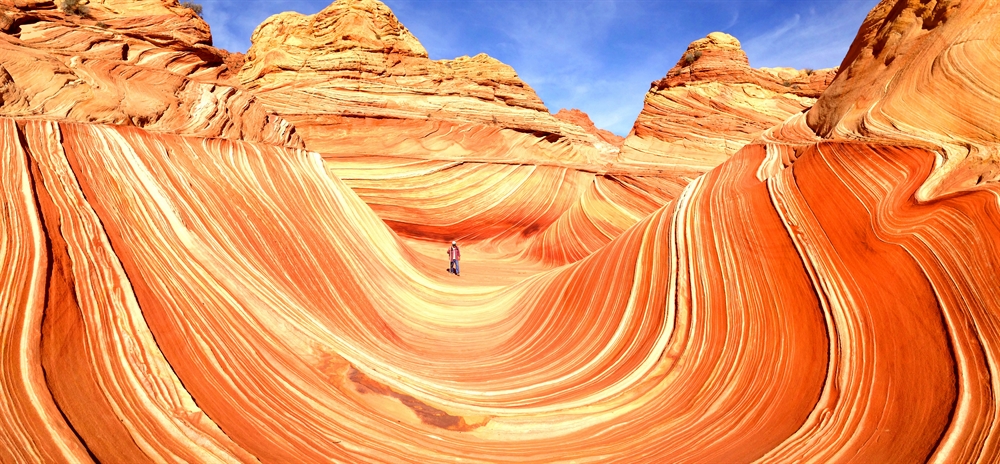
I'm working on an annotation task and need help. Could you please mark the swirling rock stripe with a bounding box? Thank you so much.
[806,0,1000,197]
[768,142,1000,462]
[618,82,816,169]
[0,12,301,147]
[334,160,591,244]
[277,115,614,167]
[0,118,258,462]
[2,113,1000,460]
[48,118,811,461]
[0,118,90,462]
[25,119,256,463]
[56,120,435,461]
[520,174,683,265]
[330,156,684,266]
[761,142,956,461]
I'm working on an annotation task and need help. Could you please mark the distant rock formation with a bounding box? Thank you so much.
[239,0,618,165]
[554,108,624,146]
[617,32,835,175]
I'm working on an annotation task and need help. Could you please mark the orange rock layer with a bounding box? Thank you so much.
[805,0,1000,198]
[2,0,1000,462]
[554,108,625,146]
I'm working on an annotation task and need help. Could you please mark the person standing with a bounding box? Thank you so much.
[447,241,461,276]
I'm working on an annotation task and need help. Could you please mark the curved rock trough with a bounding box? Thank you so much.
[1,0,999,462]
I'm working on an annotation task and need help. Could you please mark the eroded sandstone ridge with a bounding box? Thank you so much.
[238,0,618,165]
[619,32,836,176]
[0,0,300,146]
[554,108,625,146]
[2,0,999,462]
[228,0,666,265]
[804,0,1000,197]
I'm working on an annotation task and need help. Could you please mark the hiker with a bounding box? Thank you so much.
[447,241,461,276]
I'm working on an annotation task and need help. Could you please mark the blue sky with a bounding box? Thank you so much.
[201,0,880,136]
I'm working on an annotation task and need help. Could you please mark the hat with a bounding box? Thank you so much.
[452,241,456,245]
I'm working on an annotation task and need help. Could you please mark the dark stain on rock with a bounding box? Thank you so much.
[347,367,487,432]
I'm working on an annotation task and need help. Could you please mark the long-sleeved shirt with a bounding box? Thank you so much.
[448,246,460,260]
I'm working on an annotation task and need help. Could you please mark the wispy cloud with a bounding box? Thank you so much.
[725,10,740,30]
[741,1,876,69]
[749,13,802,46]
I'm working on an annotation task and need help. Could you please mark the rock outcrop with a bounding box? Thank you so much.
[239,0,617,166]
[617,32,836,174]
[2,0,1000,462]
[0,0,301,146]
[803,0,999,197]
[235,0,628,259]
[554,108,625,146]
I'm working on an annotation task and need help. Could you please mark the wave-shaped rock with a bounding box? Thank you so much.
[8,118,995,462]
[2,0,999,461]
[805,0,999,198]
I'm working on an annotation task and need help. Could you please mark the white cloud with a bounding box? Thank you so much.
[725,10,740,29]
[741,0,878,69]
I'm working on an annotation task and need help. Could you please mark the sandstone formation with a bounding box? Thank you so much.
[804,0,1000,198]
[232,0,639,263]
[238,0,617,166]
[618,32,836,175]
[2,0,1000,462]
[554,108,625,146]
[0,0,300,146]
